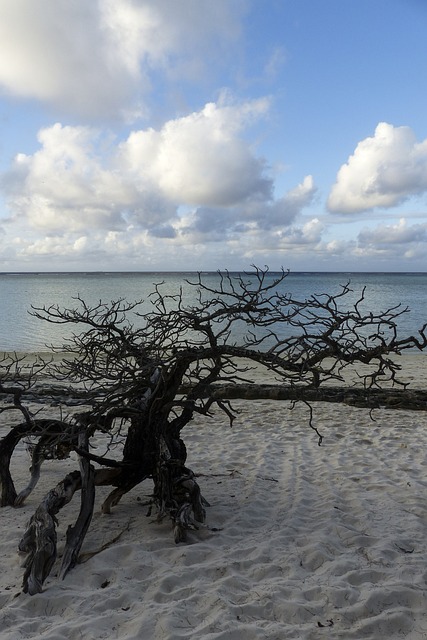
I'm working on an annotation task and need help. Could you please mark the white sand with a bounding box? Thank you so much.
[1,356,427,639]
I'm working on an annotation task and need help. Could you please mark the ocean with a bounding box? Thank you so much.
[0,271,426,352]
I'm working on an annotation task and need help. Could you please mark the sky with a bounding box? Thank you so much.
[0,0,426,273]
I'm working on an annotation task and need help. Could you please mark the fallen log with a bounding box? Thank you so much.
[199,383,427,410]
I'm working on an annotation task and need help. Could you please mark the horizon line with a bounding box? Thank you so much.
[1,270,427,276]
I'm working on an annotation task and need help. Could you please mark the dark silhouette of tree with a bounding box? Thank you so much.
[1,267,426,594]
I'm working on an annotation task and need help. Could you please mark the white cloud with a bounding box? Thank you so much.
[173,174,317,245]
[270,217,324,248]
[358,218,427,246]
[0,97,281,239]
[0,96,321,270]
[328,123,427,213]
[1,123,141,232]
[270,175,317,226]
[324,239,350,256]
[0,0,245,120]
[118,97,273,206]
[18,234,85,257]
[6,209,427,272]
[235,175,317,230]
[102,0,244,73]
[0,1,124,118]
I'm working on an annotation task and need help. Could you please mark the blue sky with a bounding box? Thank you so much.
[0,0,426,272]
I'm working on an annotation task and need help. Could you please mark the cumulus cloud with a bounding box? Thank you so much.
[181,208,244,241]
[118,97,273,206]
[358,218,427,246]
[279,217,324,245]
[259,176,317,229]
[1,97,293,243]
[1,123,144,232]
[0,0,245,119]
[175,175,317,245]
[224,174,317,231]
[18,235,88,258]
[328,123,427,213]
[0,80,323,269]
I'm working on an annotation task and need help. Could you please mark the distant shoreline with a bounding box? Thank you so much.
[1,270,427,276]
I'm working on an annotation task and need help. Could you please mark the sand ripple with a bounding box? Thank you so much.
[1,400,427,638]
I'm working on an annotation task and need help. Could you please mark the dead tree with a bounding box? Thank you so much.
[1,267,426,594]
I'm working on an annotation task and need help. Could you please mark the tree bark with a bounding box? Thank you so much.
[18,466,125,594]
[59,432,95,580]
[0,419,72,507]
[19,470,82,594]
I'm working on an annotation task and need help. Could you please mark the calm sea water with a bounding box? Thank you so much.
[0,271,426,352]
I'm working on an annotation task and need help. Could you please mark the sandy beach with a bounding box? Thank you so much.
[1,355,427,639]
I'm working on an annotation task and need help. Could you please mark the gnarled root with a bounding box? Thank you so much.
[19,470,82,594]
[19,465,123,594]
[172,471,208,543]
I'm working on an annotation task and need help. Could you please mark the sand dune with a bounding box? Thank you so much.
[1,356,427,638]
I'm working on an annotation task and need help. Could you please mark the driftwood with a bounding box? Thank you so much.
[58,432,95,581]
[19,469,82,595]
[17,451,206,593]
[205,383,427,410]
[18,463,129,594]
[0,419,74,507]
[18,431,95,594]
